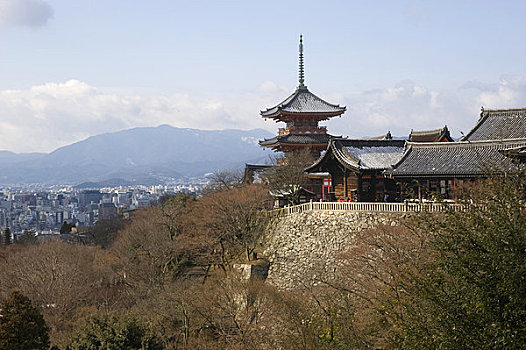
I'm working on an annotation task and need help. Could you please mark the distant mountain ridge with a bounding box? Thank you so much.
[0,125,275,185]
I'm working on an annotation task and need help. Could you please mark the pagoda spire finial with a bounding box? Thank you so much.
[298,34,306,88]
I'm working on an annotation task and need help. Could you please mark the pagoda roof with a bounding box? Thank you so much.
[461,108,526,141]
[306,138,406,173]
[259,133,333,147]
[409,126,453,142]
[261,86,346,119]
[389,139,526,178]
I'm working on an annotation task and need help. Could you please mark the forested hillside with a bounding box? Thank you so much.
[1,168,525,349]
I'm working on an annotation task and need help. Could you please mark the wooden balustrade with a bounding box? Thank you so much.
[269,201,469,216]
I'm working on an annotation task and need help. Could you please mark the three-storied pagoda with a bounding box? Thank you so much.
[259,35,346,159]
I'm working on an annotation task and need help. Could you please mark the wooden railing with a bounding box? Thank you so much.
[269,201,469,216]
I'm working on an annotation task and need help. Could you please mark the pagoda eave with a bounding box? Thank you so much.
[261,142,328,152]
[261,110,345,122]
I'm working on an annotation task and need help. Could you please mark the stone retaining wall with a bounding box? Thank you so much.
[263,211,403,289]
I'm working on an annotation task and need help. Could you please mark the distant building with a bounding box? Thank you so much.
[131,195,152,209]
[363,131,393,140]
[79,190,102,208]
[55,211,64,225]
[0,226,11,246]
[98,202,117,221]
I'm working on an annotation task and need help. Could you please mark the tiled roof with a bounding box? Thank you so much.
[259,133,332,147]
[336,139,406,170]
[409,126,452,142]
[306,138,406,172]
[364,131,393,140]
[390,139,526,178]
[261,86,346,118]
[462,108,526,141]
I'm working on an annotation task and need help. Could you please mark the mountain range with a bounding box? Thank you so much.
[0,125,275,186]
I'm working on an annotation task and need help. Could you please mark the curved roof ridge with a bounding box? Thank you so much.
[260,86,346,117]
[333,138,406,147]
[485,107,526,113]
[390,143,414,169]
[461,107,526,141]
[332,139,360,170]
[407,138,526,147]
[305,138,407,173]
[259,133,334,147]
[410,126,448,135]
[460,112,488,141]
[390,138,526,178]
[260,89,298,114]
[303,138,336,172]
[409,125,452,142]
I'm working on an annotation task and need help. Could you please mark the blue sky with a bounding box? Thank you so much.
[1,0,526,152]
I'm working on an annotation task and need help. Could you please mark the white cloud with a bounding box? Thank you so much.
[258,81,289,94]
[476,75,526,108]
[0,0,53,28]
[0,80,279,153]
[326,80,482,139]
[1,77,525,153]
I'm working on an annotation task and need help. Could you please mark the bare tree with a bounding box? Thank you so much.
[205,170,244,193]
[262,149,315,205]
[111,205,189,292]
[182,184,271,266]
[0,241,123,345]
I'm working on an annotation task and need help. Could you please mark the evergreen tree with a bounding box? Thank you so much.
[66,315,161,350]
[0,291,50,350]
[16,230,38,246]
[390,170,526,349]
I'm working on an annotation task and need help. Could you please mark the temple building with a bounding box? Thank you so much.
[387,139,526,199]
[388,107,526,199]
[408,126,453,142]
[304,107,526,201]
[252,37,526,204]
[259,35,346,159]
[461,107,526,141]
[305,139,406,201]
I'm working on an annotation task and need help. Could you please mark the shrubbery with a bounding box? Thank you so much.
[1,172,525,349]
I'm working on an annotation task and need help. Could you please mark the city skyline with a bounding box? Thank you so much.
[1,0,526,152]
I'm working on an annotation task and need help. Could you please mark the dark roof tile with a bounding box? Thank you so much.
[390,139,526,177]
[259,133,332,146]
[462,108,526,141]
[409,126,452,142]
[306,138,406,172]
[261,86,345,117]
